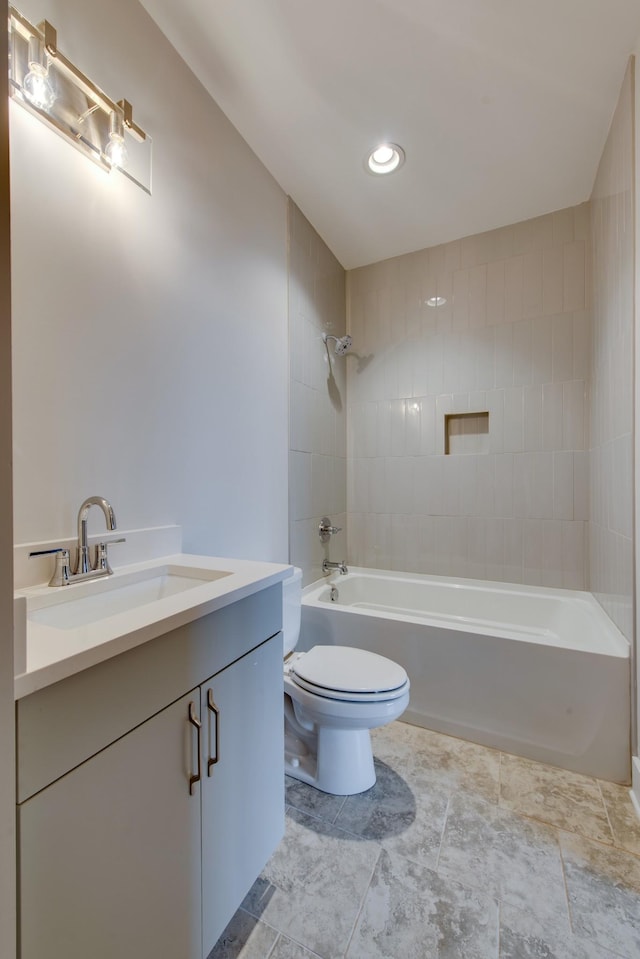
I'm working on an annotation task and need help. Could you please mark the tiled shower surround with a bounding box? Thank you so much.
[288,64,634,639]
[347,204,590,587]
[589,61,634,644]
[288,200,347,585]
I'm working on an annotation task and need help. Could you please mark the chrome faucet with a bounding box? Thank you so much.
[29,495,125,586]
[322,559,348,576]
[76,496,117,574]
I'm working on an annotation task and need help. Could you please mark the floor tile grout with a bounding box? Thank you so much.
[433,793,452,873]
[342,847,383,959]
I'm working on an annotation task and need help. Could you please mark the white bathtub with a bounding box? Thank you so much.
[300,568,631,782]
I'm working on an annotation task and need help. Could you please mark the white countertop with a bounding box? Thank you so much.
[15,554,292,699]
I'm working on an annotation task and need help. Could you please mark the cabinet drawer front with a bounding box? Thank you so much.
[17,585,281,801]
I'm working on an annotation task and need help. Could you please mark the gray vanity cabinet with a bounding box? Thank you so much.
[19,689,204,959]
[17,587,285,959]
[201,635,284,954]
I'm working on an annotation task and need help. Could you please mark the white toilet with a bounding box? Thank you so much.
[283,568,410,795]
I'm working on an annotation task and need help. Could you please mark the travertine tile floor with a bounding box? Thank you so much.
[210,722,640,959]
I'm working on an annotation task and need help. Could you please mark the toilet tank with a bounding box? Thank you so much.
[282,567,303,656]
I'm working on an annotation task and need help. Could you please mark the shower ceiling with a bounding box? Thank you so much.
[139,0,640,269]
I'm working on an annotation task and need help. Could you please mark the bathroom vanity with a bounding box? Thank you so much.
[14,554,290,959]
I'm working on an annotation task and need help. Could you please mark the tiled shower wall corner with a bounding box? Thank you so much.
[589,60,634,644]
[346,205,590,587]
[288,200,347,584]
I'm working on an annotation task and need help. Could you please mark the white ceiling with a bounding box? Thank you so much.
[140,0,640,269]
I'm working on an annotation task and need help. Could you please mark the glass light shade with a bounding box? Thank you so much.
[23,36,55,110]
[104,109,128,169]
[23,66,55,110]
[105,133,128,169]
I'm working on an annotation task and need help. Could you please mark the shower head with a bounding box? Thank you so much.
[323,333,353,356]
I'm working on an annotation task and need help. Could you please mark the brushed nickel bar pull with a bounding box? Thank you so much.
[207,688,220,775]
[188,701,202,796]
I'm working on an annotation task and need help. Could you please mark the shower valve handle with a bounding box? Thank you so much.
[319,517,342,542]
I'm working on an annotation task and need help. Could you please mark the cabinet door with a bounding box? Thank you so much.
[201,634,284,955]
[20,691,203,959]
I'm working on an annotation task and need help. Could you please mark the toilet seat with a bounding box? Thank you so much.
[289,645,409,703]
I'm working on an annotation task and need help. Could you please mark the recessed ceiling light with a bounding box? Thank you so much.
[426,296,447,308]
[366,143,405,175]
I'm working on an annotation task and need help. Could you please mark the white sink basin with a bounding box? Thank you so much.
[27,565,232,630]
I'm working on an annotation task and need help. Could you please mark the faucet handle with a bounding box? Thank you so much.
[318,517,342,543]
[94,538,126,574]
[29,548,72,587]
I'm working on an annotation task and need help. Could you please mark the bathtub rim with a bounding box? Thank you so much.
[302,566,630,659]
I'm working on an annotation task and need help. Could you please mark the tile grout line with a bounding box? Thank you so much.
[341,846,383,959]
[496,900,503,959]
[285,798,344,831]
[264,933,279,959]
[331,794,348,825]
[556,829,576,937]
[597,779,618,848]
[434,793,453,873]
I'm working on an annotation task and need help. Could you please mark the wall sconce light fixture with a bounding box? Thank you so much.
[8,6,152,193]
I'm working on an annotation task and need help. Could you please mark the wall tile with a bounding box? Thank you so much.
[386,457,413,514]
[562,521,585,588]
[588,62,632,636]
[345,203,590,588]
[494,324,514,388]
[442,456,462,516]
[504,517,524,581]
[553,451,574,520]
[458,454,478,516]
[504,256,524,322]
[523,385,543,451]
[486,389,505,453]
[543,247,564,315]
[468,264,487,327]
[542,382,563,450]
[541,520,563,586]
[476,455,497,516]
[493,453,514,517]
[572,310,590,380]
[552,314,574,383]
[573,451,589,521]
[552,207,575,246]
[563,240,586,312]
[529,214,554,251]
[503,388,524,452]
[562,380,586,451]
[573,202,591,240]
[289,451,313,521]
[523,251,543,319]
[389,400,407,456]
[289,202,346,581]
[512,319,533,387]
[531,315,553,384]
[369,458,387,513]
[486,260,505,325]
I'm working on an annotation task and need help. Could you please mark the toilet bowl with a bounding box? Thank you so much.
[283,568,410,795]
